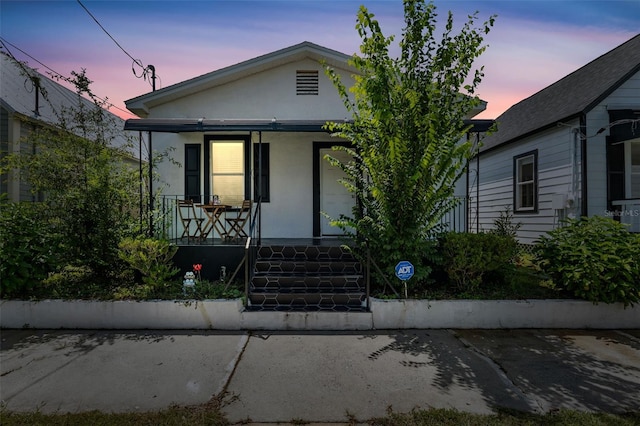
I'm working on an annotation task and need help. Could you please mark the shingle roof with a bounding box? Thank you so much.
[481,33,640,152]
[1,52,79,124]
[0,52,139,159]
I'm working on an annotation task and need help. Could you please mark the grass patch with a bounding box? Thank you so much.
[0,405,230,426]
[2,407,639,426]
[370,408,640,426]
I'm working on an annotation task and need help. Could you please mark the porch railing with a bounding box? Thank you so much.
[438,197,467,233]
[157,195,254,242]
[610,199,640,232]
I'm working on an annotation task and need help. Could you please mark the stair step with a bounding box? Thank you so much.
[249,292,366,307]
[248,244,368,313]
[254,260,361,274]
[251,276,363,292]
[251,275,363,285]
[250,286,364,294]
[244,304,369,312]
[258,245,356,261]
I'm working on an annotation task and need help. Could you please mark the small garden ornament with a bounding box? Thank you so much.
[183,271,196,296]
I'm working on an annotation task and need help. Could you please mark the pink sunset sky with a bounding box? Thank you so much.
[1,1,639,120]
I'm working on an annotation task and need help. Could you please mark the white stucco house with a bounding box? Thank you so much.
[124,41,491,242]
[469,34,640,243]
[123,41,494,308]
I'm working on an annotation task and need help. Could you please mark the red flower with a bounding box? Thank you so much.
[193,264,202,272]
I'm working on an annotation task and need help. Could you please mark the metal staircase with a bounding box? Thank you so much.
[246,243,368,311]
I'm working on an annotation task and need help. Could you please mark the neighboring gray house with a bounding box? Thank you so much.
[0,52,138,202]
[469,34,640,243]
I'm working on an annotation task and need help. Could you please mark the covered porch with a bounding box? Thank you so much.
[125,117,493,241]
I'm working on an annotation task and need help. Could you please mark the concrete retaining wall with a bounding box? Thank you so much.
[1,299,638,330]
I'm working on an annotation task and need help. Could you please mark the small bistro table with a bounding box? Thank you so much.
[197,204,230,240]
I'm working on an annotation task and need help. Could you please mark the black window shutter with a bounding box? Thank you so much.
[253,143,270,202]
[184,144,201,203]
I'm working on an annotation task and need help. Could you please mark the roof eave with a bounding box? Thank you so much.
[124,118,495,134]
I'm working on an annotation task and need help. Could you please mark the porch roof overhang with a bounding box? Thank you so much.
[124,118,495,134]
[123,118,339,133]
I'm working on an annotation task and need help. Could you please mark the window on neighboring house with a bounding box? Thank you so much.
[627,140,640,198]
[514,150,538,212]
[296,70,318,95]
[211,140,245,206]
[253,143,270,202]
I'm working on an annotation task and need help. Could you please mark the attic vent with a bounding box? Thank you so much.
[296,70,318,95]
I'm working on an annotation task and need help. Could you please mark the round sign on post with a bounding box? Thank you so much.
[395,261,414,281]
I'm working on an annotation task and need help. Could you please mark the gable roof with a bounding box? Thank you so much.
[481,33,640,152]
[1,52,81,125]
[125,41,355,117]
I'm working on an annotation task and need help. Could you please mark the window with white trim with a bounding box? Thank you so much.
[211,140,244,206]
[627,140,640,198]
[514,150,537,212]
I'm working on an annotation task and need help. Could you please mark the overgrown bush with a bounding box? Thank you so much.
[534,216,640,306]
[490,206,521,238]
[0,202,64,298]
[40,265,106,299]
[118,237,179,298]
[438,232,517,292]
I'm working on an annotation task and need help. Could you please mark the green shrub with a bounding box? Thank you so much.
[0,202,64,298]
[117,237,179,297]
[490,206,522,239]
[534,216,640,306]
[438,232,517,292]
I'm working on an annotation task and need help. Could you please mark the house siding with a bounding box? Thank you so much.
[586,70,640,217]
[0,107,8,196]
[18,121,33,201]
[471,124,580,244]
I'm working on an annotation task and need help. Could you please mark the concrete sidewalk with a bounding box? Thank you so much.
[1,329,639,423]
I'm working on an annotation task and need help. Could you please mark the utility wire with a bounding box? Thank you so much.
[76,0,137,64]
[0,37,136,118]
[76,0,157,86]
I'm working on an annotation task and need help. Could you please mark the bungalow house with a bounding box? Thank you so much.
[124,41,491,310]
[0,51,139,202]
[469,34,640,244]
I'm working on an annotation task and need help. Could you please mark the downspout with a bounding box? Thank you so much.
[571,128,580,218]
[465,134,470,233]
[476,146,480,233]
[139,131,143,231]
[580,113,588,217]
[258,131,262,245]
[148,65,156,237]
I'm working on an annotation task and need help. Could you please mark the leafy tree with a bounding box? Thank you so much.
[324,0,495,288]
[1,65,141,288]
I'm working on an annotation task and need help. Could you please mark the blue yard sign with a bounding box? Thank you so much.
[395,261,414,281]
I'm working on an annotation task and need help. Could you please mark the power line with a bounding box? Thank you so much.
[76,0,137,64]
[0,37,136,119]
[76,0,157,87]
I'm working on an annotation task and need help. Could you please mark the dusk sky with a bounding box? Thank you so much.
[1,1,639,120]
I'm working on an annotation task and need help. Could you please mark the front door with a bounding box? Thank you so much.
[319,148,355,236]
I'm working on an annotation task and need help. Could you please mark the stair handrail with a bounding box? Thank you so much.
[243,197,262,307]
